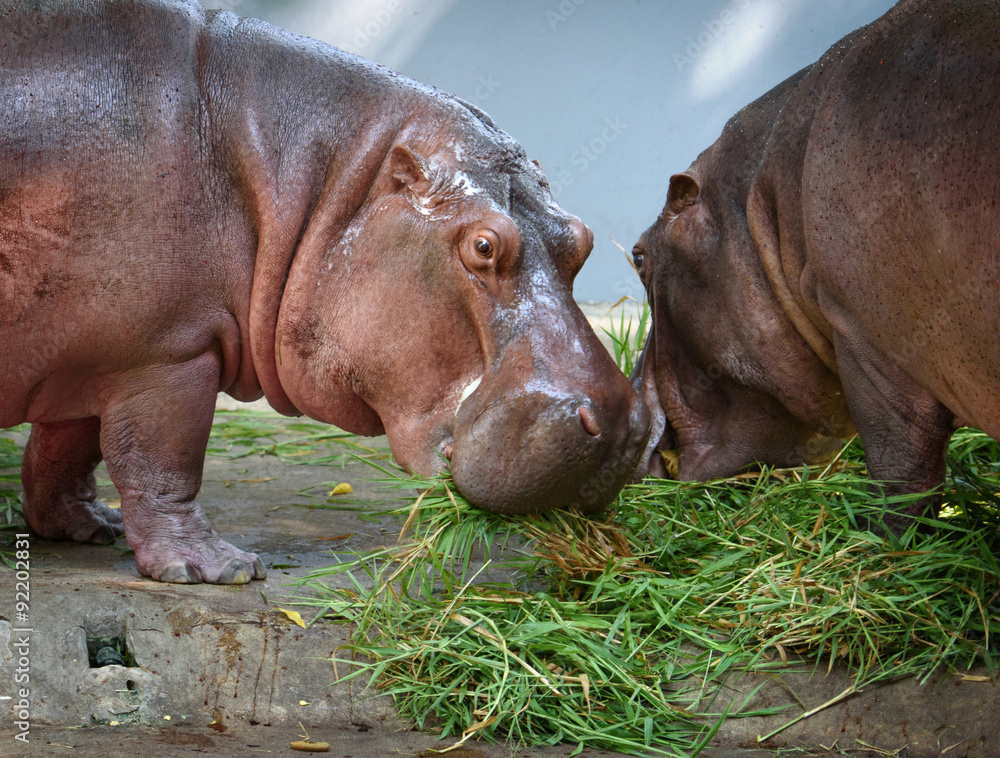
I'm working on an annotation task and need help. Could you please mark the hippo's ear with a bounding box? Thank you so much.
[390,145,435,198]
[666,173,700,215]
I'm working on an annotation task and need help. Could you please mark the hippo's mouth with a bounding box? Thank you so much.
[645,421,678,479]
[454,375,482,417]
[646,415,846,482]
[439,375,484,463]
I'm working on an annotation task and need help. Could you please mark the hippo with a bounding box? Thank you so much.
[0,0,650,583]
[631,0,999,534]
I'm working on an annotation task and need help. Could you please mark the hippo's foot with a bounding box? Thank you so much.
[23,494,125,545]
[133,534,267,585]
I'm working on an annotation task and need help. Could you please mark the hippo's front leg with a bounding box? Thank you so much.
[832,330,955,536]
[99,354,266,584]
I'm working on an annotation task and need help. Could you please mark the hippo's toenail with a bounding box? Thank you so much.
[578,406,601,437]
[251,557,268,580]
[216,559,252,585]
[75,524,116,544]
[159,562,201,584]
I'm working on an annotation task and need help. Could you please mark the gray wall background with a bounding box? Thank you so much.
[202,0,897,302]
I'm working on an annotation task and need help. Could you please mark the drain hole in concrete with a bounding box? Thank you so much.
[125,679,137,691]
[87,635,136,668]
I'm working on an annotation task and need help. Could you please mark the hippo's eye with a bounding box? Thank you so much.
[459,227,507,279]
[632,246,644,270]
[474,236,494,258]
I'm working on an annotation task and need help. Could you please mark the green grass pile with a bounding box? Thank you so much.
[295,433,1000,757]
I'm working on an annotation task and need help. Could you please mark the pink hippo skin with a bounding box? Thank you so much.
[0,0,650,583]
[632,0,999,534]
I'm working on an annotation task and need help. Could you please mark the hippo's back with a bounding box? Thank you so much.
[789,0,1000,432]
[0,0,243,425]
[0,0,207,165]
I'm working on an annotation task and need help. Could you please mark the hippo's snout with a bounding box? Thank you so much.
[450,382,650,515]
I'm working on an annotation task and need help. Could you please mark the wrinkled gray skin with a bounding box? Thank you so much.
[0,0,650,583]
[632,0,999,534]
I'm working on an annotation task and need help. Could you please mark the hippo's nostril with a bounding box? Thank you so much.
[578,406,601,437]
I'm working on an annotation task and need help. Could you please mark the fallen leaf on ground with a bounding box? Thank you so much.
[958,674,992,682]
[290,740,330,752]
[275,608,307,628]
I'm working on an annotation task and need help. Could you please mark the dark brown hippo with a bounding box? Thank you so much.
[632,0,999,534]
[0,0,650,583]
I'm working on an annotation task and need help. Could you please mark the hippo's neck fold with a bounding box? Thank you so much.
[200,11,416,414]
[719,63,840,375]
[743,37,867,376]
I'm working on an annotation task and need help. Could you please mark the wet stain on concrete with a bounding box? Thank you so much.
[166,608,204,636]
[249,621,270,726]
[209,708,228,733]
[217,626,241,669]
